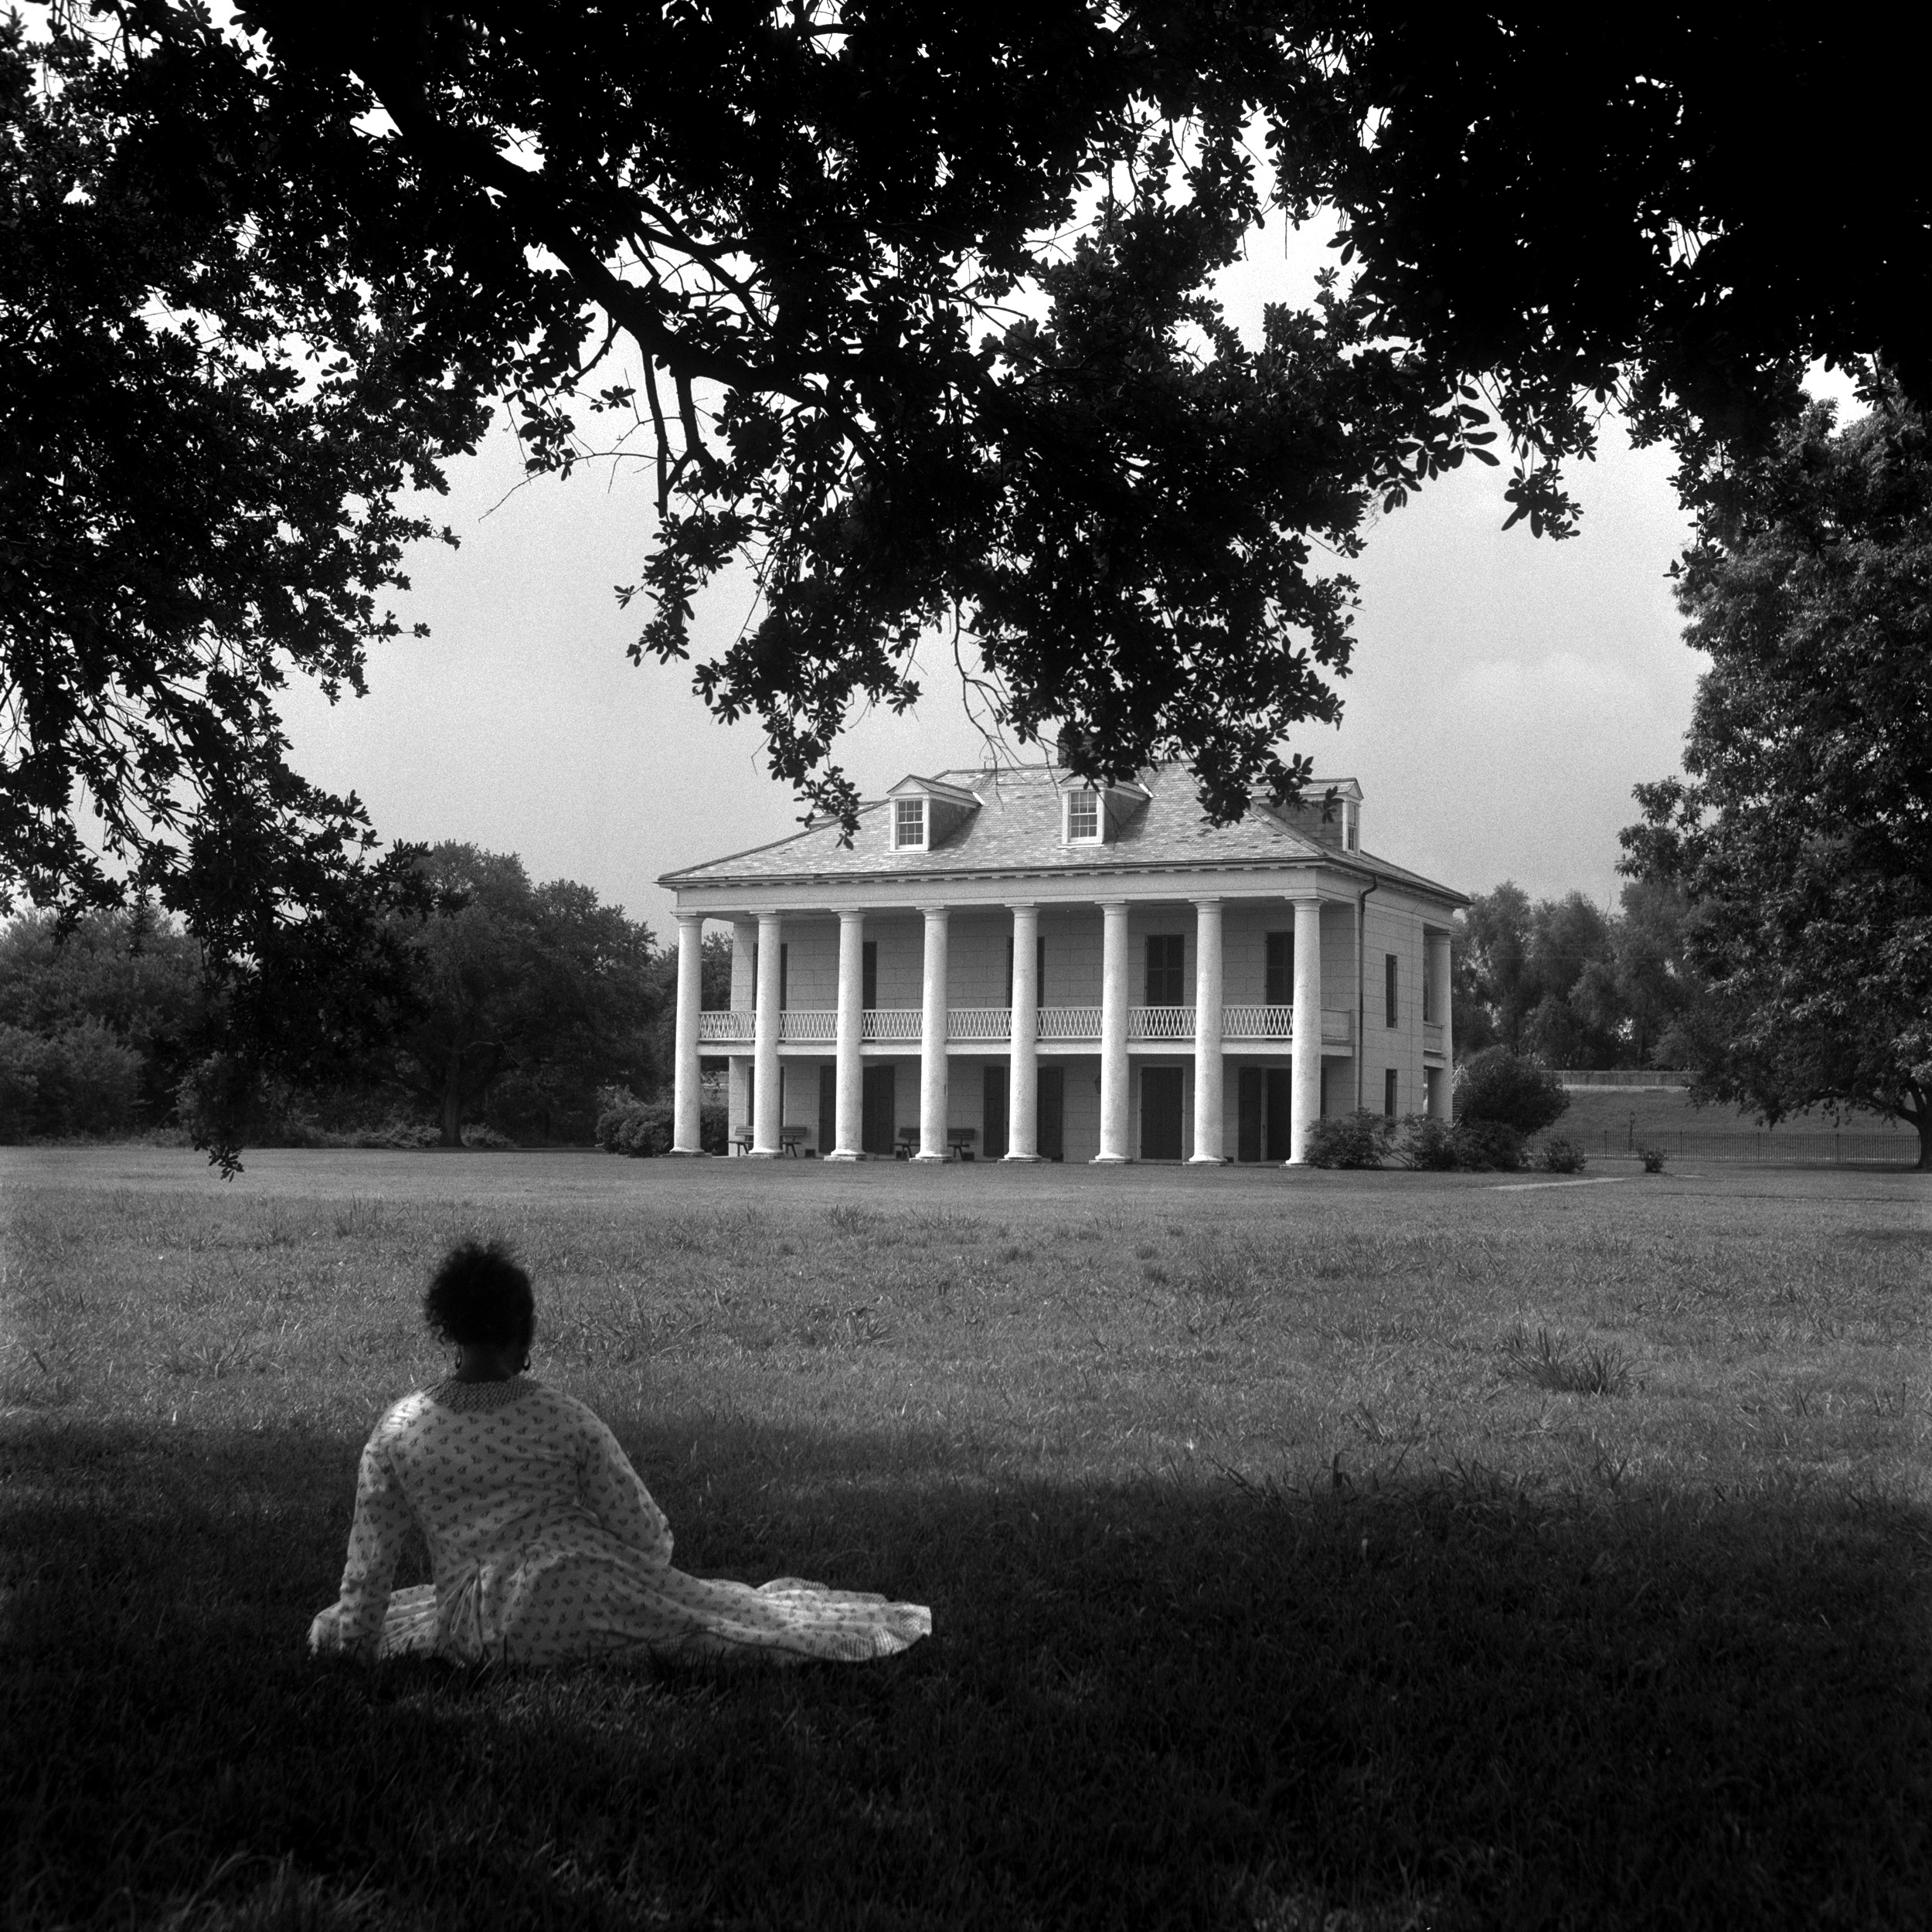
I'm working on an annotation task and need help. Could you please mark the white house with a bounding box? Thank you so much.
[658,765,1465,1165]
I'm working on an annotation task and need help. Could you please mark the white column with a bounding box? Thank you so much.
[916,905,950,1161]
[829,910,865,1159]
[750,911,782,1156]
[1427,929,1454,1119]
[1287,896,1324,1165]
[727,920,755,1152]
[1005,903,1041,1160]
[1094,900,1130,1162]
[670,913,706,1154]
[1189,897,1224,1162]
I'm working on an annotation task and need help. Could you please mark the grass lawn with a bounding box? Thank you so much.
[4,1147,1930,1930]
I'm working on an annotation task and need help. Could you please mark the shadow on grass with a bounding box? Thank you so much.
[5,1413,1930,1930]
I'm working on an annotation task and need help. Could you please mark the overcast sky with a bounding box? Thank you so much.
[277,219,1858,942]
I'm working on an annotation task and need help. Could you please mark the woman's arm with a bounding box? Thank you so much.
[311,1428,414,1659]
[577,1411,675,1563]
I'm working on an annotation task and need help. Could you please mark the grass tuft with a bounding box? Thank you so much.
[1498,1325,1636,1396]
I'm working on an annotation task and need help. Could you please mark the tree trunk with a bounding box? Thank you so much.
[440,1045,464,1147]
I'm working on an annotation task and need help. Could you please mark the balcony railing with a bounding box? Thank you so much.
[1222,1004,1294,1039]
[1037,1005,1101,1041]
[703,1003,1362,1046]
[947,1007,1012,1041]
[1130,1004,1193,1039]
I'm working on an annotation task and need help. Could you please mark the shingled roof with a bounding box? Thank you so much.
[661,766,1466,904]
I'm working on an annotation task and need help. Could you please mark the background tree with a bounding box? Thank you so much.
[1570,879,1707,1072]
[0,906,202,1124]
[387,845,662,1146]
[1625,393,1932,1169]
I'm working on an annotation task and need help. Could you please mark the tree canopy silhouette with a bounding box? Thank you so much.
[6,4,1926,1155]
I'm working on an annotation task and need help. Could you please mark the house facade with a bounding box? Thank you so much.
[658,765,1465,1165]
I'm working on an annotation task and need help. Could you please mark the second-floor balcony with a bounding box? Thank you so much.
[697,1005,1354,1046]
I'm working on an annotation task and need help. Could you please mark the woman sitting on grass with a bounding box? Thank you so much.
[308,1240,930,1668]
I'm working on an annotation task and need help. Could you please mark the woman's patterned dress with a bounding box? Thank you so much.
[307,1377,930,1666]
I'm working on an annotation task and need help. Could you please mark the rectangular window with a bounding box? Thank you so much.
[1422,960,1435,1024]
[778,943,788,1012]
[1384,1068,1399,1118]
[862,940,877,1011]
[1265,931,1294,1006]
[1145,934,1185,1005]
[1385,953,1399,1028]
[893,798,924,848]
[1066,791,1100,842]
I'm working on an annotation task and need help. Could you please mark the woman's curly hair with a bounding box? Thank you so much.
[422,1240,534,1352]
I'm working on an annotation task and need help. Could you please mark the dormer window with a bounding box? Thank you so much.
[893,798,927,850]
[1064,790,1102,845]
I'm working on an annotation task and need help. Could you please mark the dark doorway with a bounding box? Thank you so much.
[862,1063,896,1155]
[818,1065,836,1156]
[983,1065,1009,1160]
[1037,1065,1065,1162]
[1237,1067,1264,1162]
[1141,1066,1184,1160]
[1265,1068,1293,1161]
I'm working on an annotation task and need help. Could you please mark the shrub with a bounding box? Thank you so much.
[1393,1113,1460,1171]
[1456,1046,1570,1135]
[594,1086,649,1151]
[1640,1145,1667,1173]
[1451,1118,1526,1172]
[346,1115,442,1149]
[1540,1136,1587,1174]
[1303,1111,1393,1168]
[596,1086,729,1155]
[461,1123,516,1149]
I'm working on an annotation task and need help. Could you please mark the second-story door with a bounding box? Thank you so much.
[1145,934,1185,1005]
